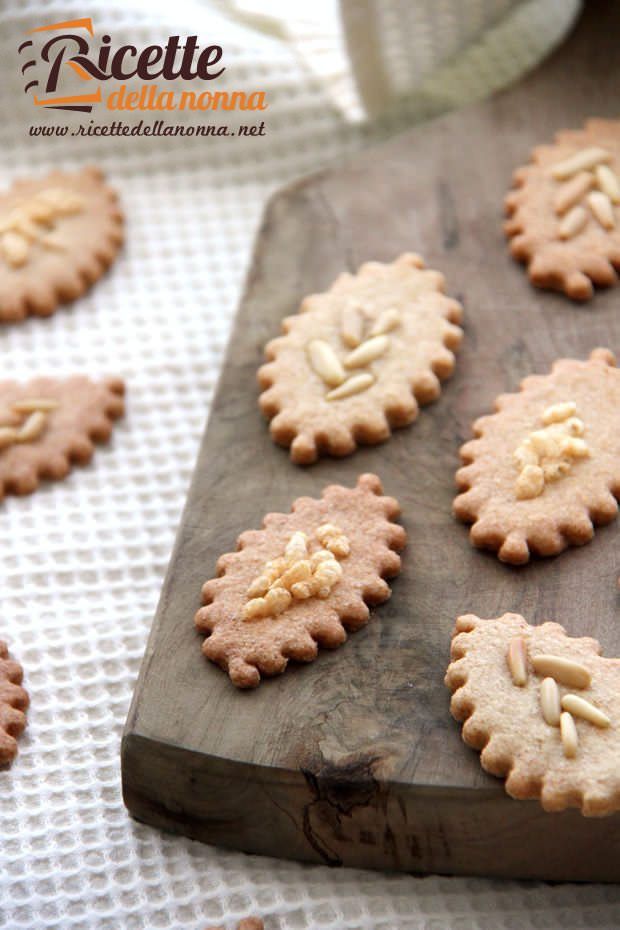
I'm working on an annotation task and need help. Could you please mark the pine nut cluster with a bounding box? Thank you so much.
[0,188,84,268]
[514,401,589,500]
[306,301,402,401]
[550,147,620,240]
[0,398,58,451]
[507,636,611,759]
[242,524,350,622]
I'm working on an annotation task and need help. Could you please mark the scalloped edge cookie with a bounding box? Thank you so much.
[0,165,123,322]
[454,348,620,564]
[445,612,620,816]
[505,119,620,300]
[0,375,125,501]
[258,253,463,464]
[195,473,406,688]
[0,640,29,766]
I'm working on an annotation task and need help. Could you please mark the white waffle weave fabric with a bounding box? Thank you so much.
[0,1,619,928]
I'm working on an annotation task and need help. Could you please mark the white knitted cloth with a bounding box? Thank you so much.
[2,1,619,928]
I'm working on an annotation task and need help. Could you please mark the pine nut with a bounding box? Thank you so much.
[247,575,271,598]
[0,427,19,450]
[326,373,375,401]
[307,340,345,387]
[542,460,571,482]
[243,597,269,621]
[559,436,589,458]
[316,523,341,543]
[369,308,402,336]
[264,586,292,615]
[587,191,615,230]
[515,464,544,500]
[279,559,312,591]
[325,535,350,558]
[344,335,389,368]
[290,581,313,599]
[513,439,538,470]
[38,188,84,214]
[341,304,364,348]
[560,711,578,758]
[1,231,29,267]
[540,677,561,726]
[12,398,59,414]
[285,531,308,563]
[532,654,591,689]
[310,549,333,568]
[558,206,588,240]
[553,172,593,215]
[551,147,612,180]
[595,164,620,203]
[541,401,577,425]
[0,188,85,269]
[16,411,47,443]
[561,693,611,728]
[507,636,528,686]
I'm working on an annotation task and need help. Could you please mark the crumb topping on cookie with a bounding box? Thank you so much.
[513,400,589,500]
[242,525,350,621]
[454,348,620,563]
[196,473,406,688]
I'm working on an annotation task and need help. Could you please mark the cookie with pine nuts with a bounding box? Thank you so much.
[445,612,620,816]
[0,639,29,767]
[505,119,620,300]
[195,473,406,688]
[0,166,123,322]
[454,348,620,564]
[258,253,463,464]
[0,375,125,501]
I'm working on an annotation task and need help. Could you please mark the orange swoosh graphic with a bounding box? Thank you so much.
[66,60,93,80]
[34,89,101,106]
[29,18,94,36]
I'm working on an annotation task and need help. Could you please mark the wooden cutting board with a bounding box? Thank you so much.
[122,1,620,881]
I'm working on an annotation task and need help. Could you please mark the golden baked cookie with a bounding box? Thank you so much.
[0,375,124,500]
[505,119,620,300]
[195,473,405,688]
[446,612,620,816]
[258,253,463,464]
[0,640,29,766]
[0,166,123,322]
[454,348,619,564]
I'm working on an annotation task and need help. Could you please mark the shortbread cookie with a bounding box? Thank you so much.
[445,612,620,816]
[195,473,406,688]
[0,166,123,322]
[258,253,463,464]
[505,119,620,300]
[0,640,29,766]
[454,348,620,564]
[0,375,125,500]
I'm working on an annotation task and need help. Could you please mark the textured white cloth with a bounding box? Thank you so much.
[1,1,619,928]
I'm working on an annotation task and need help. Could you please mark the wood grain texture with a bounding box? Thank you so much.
[122,1,620,880]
